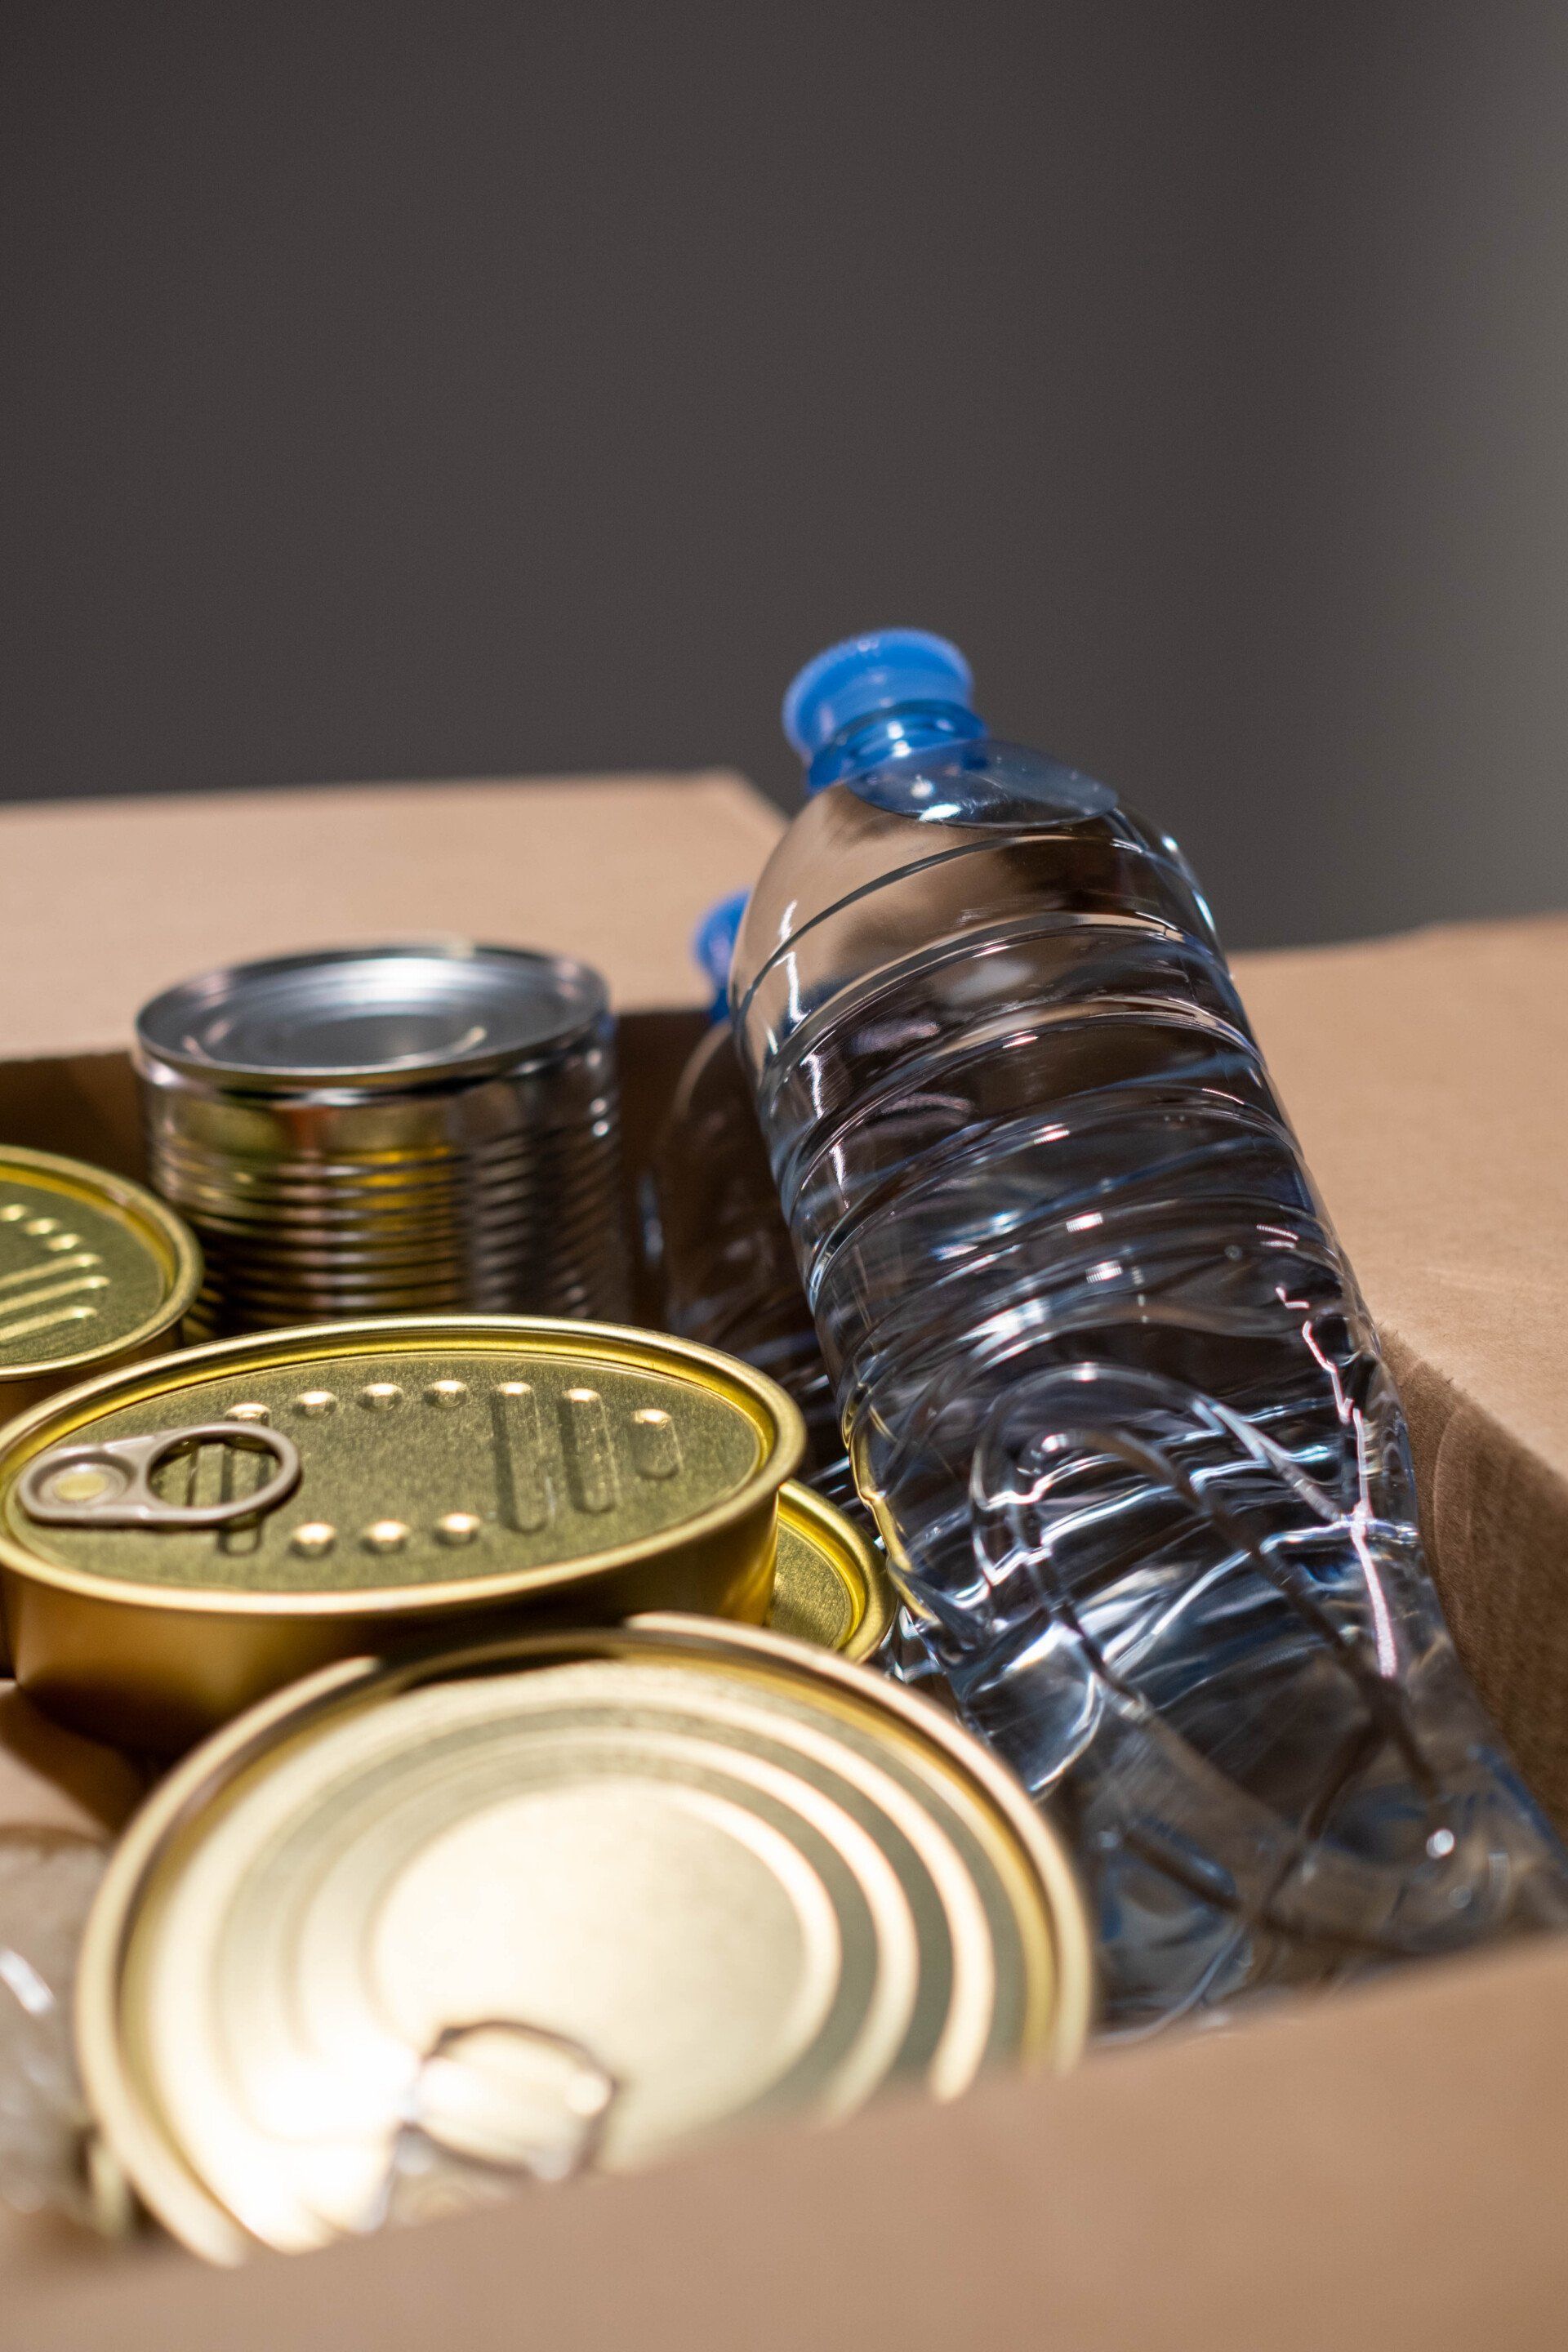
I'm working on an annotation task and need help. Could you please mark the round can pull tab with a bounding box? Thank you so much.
[17,1423,303,1530]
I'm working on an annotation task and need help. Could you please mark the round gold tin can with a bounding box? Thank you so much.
[767,1481,895,1664]
[78,1615,1093,2261]
[0,1148,201,1427]
[0,1317,804,1749]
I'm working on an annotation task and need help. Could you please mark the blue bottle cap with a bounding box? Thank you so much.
[692,889,749,1013]
[782,630,975,760]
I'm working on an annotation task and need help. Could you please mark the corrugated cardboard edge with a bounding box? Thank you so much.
[1233,913,1568,1826]
[1388,1329,1568,1821]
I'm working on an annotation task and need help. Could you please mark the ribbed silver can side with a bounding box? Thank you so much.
[136,1013,630,1340]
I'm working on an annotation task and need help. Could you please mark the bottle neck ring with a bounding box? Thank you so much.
[805,701,987,795]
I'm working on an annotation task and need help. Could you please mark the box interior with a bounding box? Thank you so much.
[4,777,1568,2348]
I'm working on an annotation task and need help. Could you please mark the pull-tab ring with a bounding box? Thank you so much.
[18,1424,302,1530]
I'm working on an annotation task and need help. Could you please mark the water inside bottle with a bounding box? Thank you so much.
[733,682,1568,2031]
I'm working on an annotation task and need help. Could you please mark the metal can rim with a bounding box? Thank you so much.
[773,1480,897,1664]
[0,1316,806,1619]
[76,1612,1094,2264]
[0,1147,203,1387]
[134,940,611,1096]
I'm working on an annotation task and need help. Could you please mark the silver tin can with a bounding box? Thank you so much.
[135,943,629,1339]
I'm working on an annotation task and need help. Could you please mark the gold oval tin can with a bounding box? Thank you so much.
[767,1481,895,1664]
[0,1148,201,1427]
[0,1317,804,1748]
[77,1615,1093,2261]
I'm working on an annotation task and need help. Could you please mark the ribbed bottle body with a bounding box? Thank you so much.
[734,738,1568,2028]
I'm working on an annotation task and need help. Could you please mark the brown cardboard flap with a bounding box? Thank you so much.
[1237,915,1568,1819]
[14,1936,1568,2352]
[0,772,783,1059]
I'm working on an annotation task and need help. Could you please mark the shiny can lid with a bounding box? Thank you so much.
[0,1318,804,1614]
[0,1150,201,1389]
[78,1617,1092,2261]
[135,942,608,1092]
[768,1482,895,1664]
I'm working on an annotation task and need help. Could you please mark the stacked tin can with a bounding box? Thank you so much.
[134,943,629,1339]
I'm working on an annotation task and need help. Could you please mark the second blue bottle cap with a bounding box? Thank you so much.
[782,630,975,760]
[692,889,749,1013]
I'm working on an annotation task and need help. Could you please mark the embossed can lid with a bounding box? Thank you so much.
[0,1317,804,1612]
[0,1149,201,1386]
[76,1617,1093,2261]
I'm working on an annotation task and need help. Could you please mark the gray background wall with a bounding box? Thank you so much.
[3,1,1566,949]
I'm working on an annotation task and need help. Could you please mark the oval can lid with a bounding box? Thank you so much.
[0,1149,201,1386]
[135,942,609,1093]
[768,1481,895,1664]
[78,1617,1092,2260]
[0,1317,805,1616]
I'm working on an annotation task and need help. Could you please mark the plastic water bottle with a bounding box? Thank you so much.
[649,893,862,1517]
[651,901,945,1695]
[729,628,1568,2030]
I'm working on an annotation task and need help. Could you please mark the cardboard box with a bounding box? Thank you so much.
[2,776,1566,2350]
